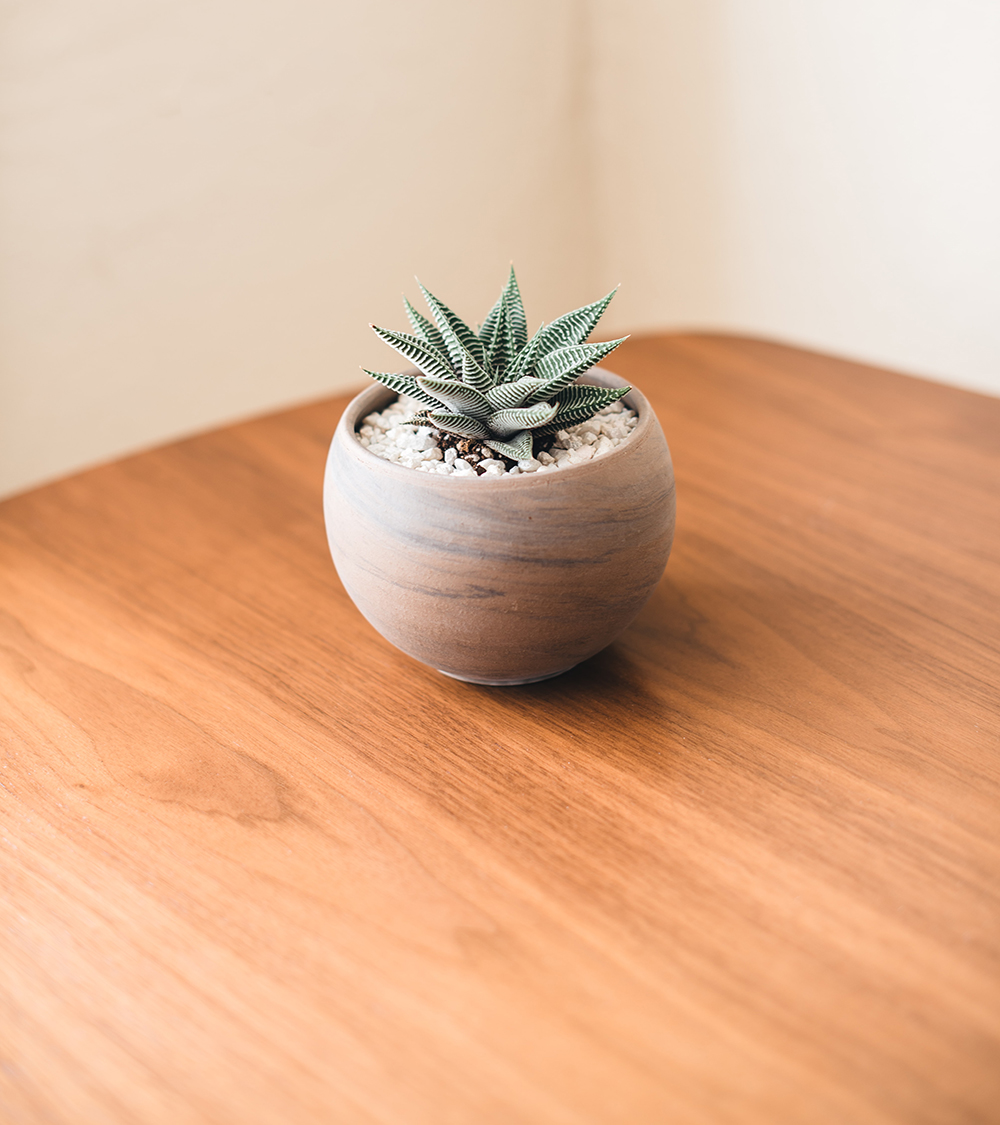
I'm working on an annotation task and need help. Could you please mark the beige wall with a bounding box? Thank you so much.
[593,0,1000,395]
[0,0,597,497]
[3,0,999,497]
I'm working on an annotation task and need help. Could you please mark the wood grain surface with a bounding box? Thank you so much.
[1,334,998,1125]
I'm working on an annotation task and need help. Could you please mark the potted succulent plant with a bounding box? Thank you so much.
[323,268,675,685]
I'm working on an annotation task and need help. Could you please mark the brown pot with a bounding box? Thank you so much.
[323,368,675,685]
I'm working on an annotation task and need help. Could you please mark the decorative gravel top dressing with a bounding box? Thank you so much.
[357,395,638,477]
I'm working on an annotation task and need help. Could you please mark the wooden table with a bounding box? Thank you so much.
[2,335,998,1124]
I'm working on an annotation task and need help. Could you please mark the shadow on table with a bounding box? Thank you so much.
[472,569,838,767]
[506,576,735,703]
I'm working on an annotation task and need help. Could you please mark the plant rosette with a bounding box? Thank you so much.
[323,270,675,685]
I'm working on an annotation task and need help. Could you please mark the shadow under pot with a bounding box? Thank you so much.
[323,368,675,686]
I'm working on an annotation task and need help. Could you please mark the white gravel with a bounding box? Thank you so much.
[356,395,639,477]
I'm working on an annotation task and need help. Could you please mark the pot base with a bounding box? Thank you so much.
[437,665,577,687]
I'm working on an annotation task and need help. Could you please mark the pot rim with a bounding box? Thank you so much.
[334,366,653,487]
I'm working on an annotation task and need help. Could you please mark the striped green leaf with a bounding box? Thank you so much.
[478,291,504,343]
[502,266,527,353]
[503,323,545,381]
[403,297,448,357]
[484,376,546,410]
[370,324,456,381]
[485,292,513,375]
[531,338,628,398]
[487,401,559,438]
[481,292,503,371]
[415,377,492,419]
[533,288,617,358]
[418,282,486,370]
[426,411,491,440]
[478,266,526,348]
[555,383,630,412]
[362,369,442,408]
[533,384,630,436]
[484,430,533,462]
[369,273,628,457]
[460,347,495,395]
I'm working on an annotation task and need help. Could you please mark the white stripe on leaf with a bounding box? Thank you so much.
[460,348,494,395]
[503,324,545,382]
[533,385,630,435]
[487,401,558,437]
[418,282,486,370]
[404,297,448,357]
[484,431,533,461]
[416,377,492,419]
[502,267,528,353]
[532,288,618,358]
[369,325,457,381]
[361,370,442,408]
[532,338,627,396]
[426,411,491,439]
[485,376,547,410]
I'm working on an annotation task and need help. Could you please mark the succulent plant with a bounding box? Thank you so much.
[364,268,630,462]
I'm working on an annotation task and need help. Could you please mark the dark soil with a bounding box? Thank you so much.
[435,431,518,475]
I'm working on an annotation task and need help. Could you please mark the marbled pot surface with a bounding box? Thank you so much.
[323,369,675,685]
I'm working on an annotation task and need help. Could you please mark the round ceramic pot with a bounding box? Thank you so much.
[323,368,675,685]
